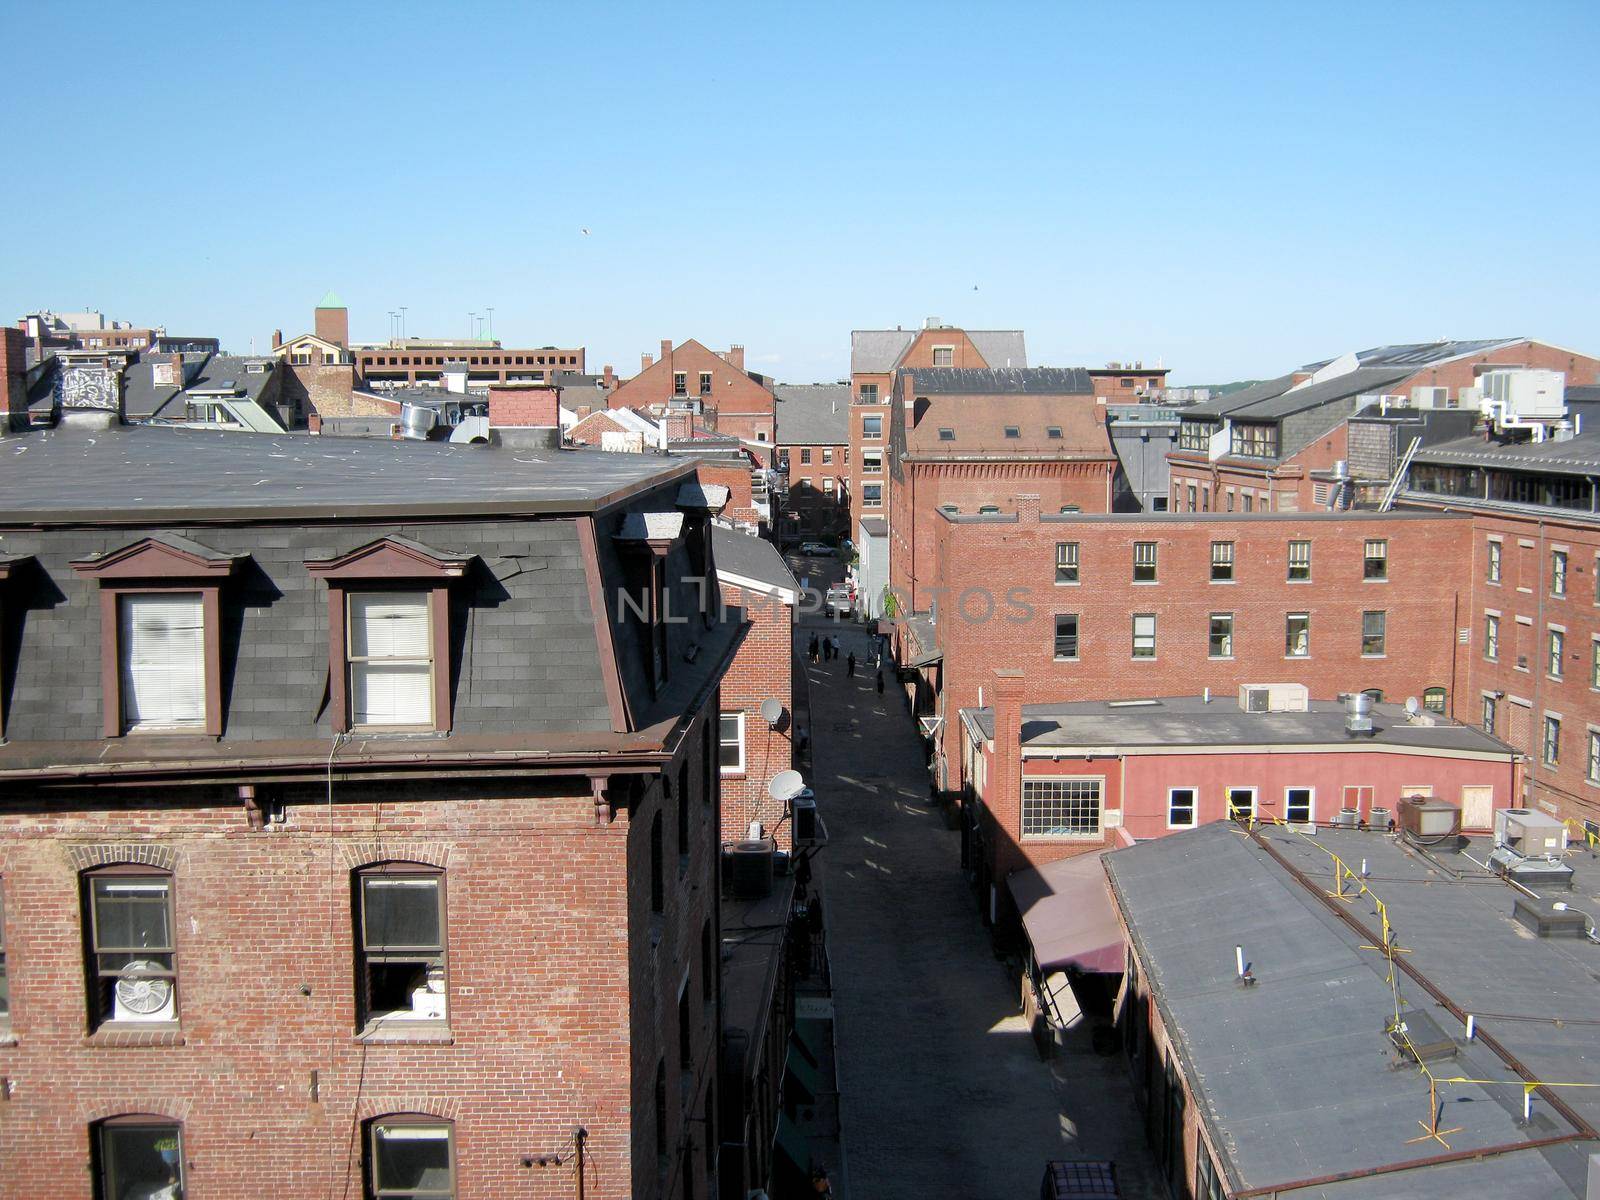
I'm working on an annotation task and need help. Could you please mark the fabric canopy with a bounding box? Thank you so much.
[1008,851,1124,974]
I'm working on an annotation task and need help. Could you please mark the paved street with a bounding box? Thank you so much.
[792,564,1162,1200]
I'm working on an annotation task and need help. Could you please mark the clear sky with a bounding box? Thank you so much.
[2,0,1597,384]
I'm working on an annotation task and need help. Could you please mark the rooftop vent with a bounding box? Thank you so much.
[1343,691,1373,736]
[1388,1008,1458,1065]
[1512,894,1590,938]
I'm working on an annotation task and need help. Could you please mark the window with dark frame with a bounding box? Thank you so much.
[1363,539,1388,580]
[1553,549,1568,596]
[673,371,687,396]
[1209,613,1233,658]
[858,384,878,404]
[367,1117,456,1199]
[1054,614,1079,660]
[1485,614,1500,659]
[1021,778,1102,837]
[1286,613,1309,657]
[1545,715,1561,766]
[1047,426,1062,438]
[93,1118,185,1200]
[1550,628,1566,677]
[1361,611,1386,656]
[1287,540,1311,581]
[937,427,954,441]
[1003,425,1020,439]
[1482,694,1497,734]
[1133,541,1157,582]
[356,866,446,1028]
[1055,542,1079,584]
[1210,541,1234,581]
[699,371,712,396]
[84,869,177,1028]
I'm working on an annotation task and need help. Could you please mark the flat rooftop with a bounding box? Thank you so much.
[1105,822,1600,1197]
[0,424,691,523]
[965,696,1515,758]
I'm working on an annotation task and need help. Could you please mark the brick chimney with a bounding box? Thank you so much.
[1,327,26,433]
[727,344,745,373]
[602,363,615,389]
[641,352,654,372]
[659,338,674,364]
[990,668,1026,880]
[1015,493,1040,522]
[271,329,283,350]
[314,296,348,348]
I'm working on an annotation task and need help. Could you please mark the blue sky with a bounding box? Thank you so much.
[2,0,1597,383]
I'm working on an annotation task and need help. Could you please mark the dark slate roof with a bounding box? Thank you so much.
[1104,823,1591,1198]
[849,329,1027,373]
[1181,374,1296,419]
[965,696,1513,756]
[1412,430,1600,477]
[1302,339,1521,371]
[0,425,692,523]
[121,358,185,419]
[773,384,850,445]
[904,367,1091,395]
[713,526,799,594]
[1236,367,1414,420]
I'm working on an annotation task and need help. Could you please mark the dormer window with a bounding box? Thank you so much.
[72,536,242,738]
[306,537,473,734]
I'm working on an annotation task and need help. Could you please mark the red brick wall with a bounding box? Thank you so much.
[1169,424,1349,515]
[927,509,1475,792]
[488,384,559,428]
[313,307,348,348]
[0,723,723,1199]
[717,581,796,850]
[1,326,26,429]
[1404,341,1600,396]
[697,465,758,528]
[1408,501,1600,827]
[608,342,774,445]
[568,410,631,446]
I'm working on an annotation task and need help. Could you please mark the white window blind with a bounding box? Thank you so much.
[120,592,205,728]
[349,592,432,727]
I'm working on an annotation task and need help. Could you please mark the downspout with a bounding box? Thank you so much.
[1448,589,1460,721]
[1529,517,1546,808]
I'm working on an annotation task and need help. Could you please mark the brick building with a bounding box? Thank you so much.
[888,367,1122,613]
[771,384,850,543]
[270,296,363,425]
[355,340,586,388]
[1169,340,1600,514]
[909,503,1474,801]
[608,340,776,446]
[0,414,745,1198]
[1402,420,1600,829]
[847,321,1026,532]
[712,527,800,851]
[962,681,1522,917]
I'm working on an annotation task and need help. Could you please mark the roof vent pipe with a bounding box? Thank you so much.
[1345,691,1373,737]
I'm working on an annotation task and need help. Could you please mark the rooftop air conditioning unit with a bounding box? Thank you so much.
[1396,796,1461,846]
[1494,808,1566,856]
[112,962,176,1023]
[726,839,775,899]
[1411,385,1449,409]
[1241,685,1269,713]
[1239,683,1309,713]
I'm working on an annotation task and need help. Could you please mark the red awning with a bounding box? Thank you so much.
[1008,852,1124,974]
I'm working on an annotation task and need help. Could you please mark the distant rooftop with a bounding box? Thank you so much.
[773,383,850,445]
[0,425,690,523]
[849,328,1027,374]
[904,367,1092,395]
[1302,339,1522,371]
[964,695,1513,758]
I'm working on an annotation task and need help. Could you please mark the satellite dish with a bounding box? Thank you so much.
[768,769,805,801]
[760,698,784,725]
[1404,696,1421,717]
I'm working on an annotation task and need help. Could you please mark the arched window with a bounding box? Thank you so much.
[354,863,447,1029]
[92,1115,184,1200]
[366,1115,455,1199]
[82,866,177,1029]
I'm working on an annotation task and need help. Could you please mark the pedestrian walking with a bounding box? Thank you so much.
[808,634,819,663]
[846,652,856,677]
[876,669,884,693]
[831,635,841,660]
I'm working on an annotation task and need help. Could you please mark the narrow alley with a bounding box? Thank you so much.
[795,597,1162,1200]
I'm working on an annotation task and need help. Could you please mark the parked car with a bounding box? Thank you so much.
[799,542,836,557]
[826,584,853,617]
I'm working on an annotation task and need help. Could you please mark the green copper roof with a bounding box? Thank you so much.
[316,289,345,310]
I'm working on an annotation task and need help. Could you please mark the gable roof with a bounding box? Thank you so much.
[1181,374,1297,419]
[850,329,1028,373]
[1231,366,1414,422]
[317,290,346,309]
[773,384,850,445]
[713,526,799,599]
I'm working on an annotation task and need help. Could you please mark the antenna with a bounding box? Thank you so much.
[767,770,805,802]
